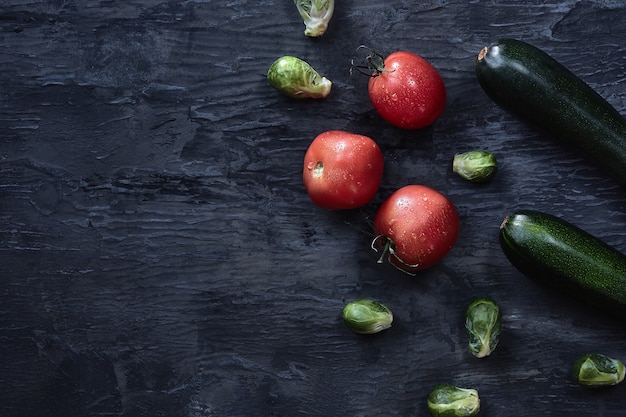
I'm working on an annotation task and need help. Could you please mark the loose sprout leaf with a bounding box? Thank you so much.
[267,56,332,99]
[573,353,626,387]
[465,298,502,358]
[294,0,334,37]
[342,299,393,335]
[453,150,498,182]
[427,384,480,417]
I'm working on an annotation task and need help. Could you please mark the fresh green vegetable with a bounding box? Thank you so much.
[267,56,332,99]
[294,0,334,37]
[499,210,626,320]
[573,353,625,387]
[452,151,498,182]
[465,298,502,358]
[475,38,626,185]
[342,298,393,335]
[427,384,480,417]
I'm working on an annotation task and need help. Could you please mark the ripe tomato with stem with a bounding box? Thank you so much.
[353,46,446,130]
[372,184,459,273]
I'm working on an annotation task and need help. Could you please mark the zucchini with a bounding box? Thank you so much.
[499,210,626,320]
[475,38,626,184]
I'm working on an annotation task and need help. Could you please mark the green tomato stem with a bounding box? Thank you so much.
[370,234,419,276]
[351,45,393,77]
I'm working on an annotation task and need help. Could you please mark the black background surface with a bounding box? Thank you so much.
[1,1,626,416]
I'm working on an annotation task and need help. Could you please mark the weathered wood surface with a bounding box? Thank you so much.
[1,1,626,416]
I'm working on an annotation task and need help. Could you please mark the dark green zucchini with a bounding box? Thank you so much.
[475,38,626,184]
[499,210,626,320]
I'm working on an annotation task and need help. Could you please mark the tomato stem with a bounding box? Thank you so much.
[372,235,391,264]
[370,234,419,276]
[371,235,388,263]
[350,45,392,77]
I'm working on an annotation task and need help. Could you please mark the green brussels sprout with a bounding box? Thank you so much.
[267,56,332,99]
[465,298,501,358]
[294,0,334,37]
[573,353,625,387]
[342,298,393,334]
[452,151,498,182]
[427,384,480,417]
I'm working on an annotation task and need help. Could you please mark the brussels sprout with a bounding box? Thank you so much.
[465,298,501,358]
[427,384,480,417]
[294,0,334,37]
[573,353,625,387]
[342,298,393,334]
[452,151,497,182]
[267,56,332,99]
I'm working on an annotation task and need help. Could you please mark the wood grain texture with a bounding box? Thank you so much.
[1,1,626,416]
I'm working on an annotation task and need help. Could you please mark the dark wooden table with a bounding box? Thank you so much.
[2,1,625,416]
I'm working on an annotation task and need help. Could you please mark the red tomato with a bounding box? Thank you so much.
[373,185,459,272]
[303,130,384,210]
[368,51,446,130]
